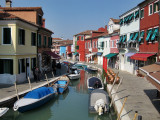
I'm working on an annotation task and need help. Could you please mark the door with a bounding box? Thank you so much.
[26,58,30,78]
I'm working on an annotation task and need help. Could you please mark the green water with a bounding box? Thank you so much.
[1,70,116,120]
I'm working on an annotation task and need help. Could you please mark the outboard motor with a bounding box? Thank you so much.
[94,99,106,115]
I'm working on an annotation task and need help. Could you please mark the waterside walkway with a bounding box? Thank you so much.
[0,64,68,107]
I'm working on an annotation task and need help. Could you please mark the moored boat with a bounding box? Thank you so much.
[54,75,70,94]
[89,89,109,115]
[13,87,57,113]
[87,77,104,90]
[0,107,9,117]
[86,66,98,72]
[68,70,80,80]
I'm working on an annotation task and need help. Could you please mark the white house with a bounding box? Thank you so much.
[119,6,140,74]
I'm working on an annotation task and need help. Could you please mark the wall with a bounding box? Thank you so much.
[110,35,119,53]
[60,46,66,57]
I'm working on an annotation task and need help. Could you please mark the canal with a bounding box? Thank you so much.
[1,69,117,120]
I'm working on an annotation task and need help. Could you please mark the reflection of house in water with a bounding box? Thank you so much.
[77,70,87,93]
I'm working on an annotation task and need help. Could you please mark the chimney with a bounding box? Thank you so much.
[105,25,107,32]
[6,0,12,7]
[42,18,45,28]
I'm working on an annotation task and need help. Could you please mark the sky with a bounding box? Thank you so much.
[0,0,144,40]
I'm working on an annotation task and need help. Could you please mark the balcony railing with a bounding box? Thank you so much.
[117,43,127,49]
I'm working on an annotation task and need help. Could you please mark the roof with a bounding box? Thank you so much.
[0,11,38,27]
[39,26,53,34]
[110,18,120,24]
[52,38,63,40]
[0,7,44,15]
[75,30,98,36]
[57,40,73,46]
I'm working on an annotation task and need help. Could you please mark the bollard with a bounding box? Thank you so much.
[45,74,49,86]
[117,97,128,120]
[133,111,138,120]
[138,115,142,120]
[27,77,32,91]
[14,82,19,100]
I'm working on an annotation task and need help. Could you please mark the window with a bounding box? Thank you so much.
[88,42,89,48]
[135,10,139,19]
[31,32,36,46]
[38,15,42,25]
[140,9,144,19]
[94,41,96,48]
[3,27,11,44]
[120,19,123,26]
[18,28,25,45]
[129,13,134,22]
[81,36,84,40]
[151,27,159,41]
[139,31,145,43]
[77,36,79,41]
[112,41,114,47]
[31,58,36,70]
[85,42,87,49]
[149,4,153,15]
[146,29,152,42]
[38,34,41,47]
[18,59,25,74]
[154,1,160,13]
[76,46,79,50]
[48,37,52,47]
[0,59,13,74]
[43,36,47,47]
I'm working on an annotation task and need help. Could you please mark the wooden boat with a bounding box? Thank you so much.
[89,89,109,115]
[87,77,104,90]
[0,107,9,117]
[13,86,58,113]
[68,70,80,80]
[54,75,70,94]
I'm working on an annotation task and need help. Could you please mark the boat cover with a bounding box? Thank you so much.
[24,87,54,99]
[88,77,102,88]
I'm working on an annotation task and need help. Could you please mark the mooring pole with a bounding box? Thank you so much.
[117,97,128,120]
[133,111,138,120]
[14,82,19,100]
[27,76,32,91]
[45,74,49,86]
[110,77,123,108]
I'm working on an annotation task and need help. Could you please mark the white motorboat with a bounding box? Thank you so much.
[0,107,9,117]
[68,70,80,80]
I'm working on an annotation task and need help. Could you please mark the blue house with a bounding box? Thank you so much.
[60,46,66,58]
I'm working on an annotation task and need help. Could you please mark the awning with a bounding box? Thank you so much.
[130,53,155,61]
[146,30,152,41]
[119,36,123,43]
[134,11,139,18]
[125,53,135,57]
[129,13,134,20]
[97,52,103,56]
[105,53,117,59]
[45,51,61,59]
[151,28,158,40]
[122,35,126,42]
[86,52,97,57]
[73,52,78,55]
[138,31,144,42]
[133,32,138,41]
[128,33,134,42]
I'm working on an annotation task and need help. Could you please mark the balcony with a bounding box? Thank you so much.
[117,43,127,49]
[128,42,139,49]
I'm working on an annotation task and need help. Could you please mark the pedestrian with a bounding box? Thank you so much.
[57,62,61,75]
[35,67,40,82]
[32,66,37,81]
[52,60,56,76]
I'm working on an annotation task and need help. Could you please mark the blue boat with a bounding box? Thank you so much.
[54,75,70,94]
[13,87,57,113]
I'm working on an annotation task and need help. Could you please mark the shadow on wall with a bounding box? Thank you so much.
[144,89,160,114]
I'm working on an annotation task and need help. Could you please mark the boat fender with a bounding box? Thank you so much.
[13,105,18,111]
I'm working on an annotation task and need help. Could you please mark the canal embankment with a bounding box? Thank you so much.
[67,60,160,120]
[0,64,68,107]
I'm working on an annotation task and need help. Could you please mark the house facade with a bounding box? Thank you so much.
[131,0,160,68]
[0,11,38,84]
[119,6,140,74]
[1,4,53,72]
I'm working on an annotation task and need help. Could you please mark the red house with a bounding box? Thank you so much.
[85,26,107,63]
[131,0,160,67]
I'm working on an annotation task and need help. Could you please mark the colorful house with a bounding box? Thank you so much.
[1,2,53,72]
[0,11,38,84]
[119,6,140,74]
[51,38,63,54]
[130,0,159,68]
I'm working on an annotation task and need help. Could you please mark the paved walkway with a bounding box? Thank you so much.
[109,69,160,120]
[0,64,68,107]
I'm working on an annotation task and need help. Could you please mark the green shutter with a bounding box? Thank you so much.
[146,30,152,41]
[128,33,134,42]
[122,35,126,42]
[129,13,134,21]
[133,32,139,41]
[151,28,158,40]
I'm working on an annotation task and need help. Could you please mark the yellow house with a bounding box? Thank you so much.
[0,11,38,84]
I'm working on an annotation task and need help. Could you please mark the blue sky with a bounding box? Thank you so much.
[1,0,144,39]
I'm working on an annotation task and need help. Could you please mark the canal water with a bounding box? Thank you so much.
[1,70,117,120]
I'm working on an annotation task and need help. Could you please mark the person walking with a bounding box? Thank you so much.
[32,66,37,81]
[35,67,40,82]
[57,62,61,75]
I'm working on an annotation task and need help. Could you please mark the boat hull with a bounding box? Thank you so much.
[0,108,9,117]
[16,93,55,113]
[87,77,104,90]
[68,74,80,80]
